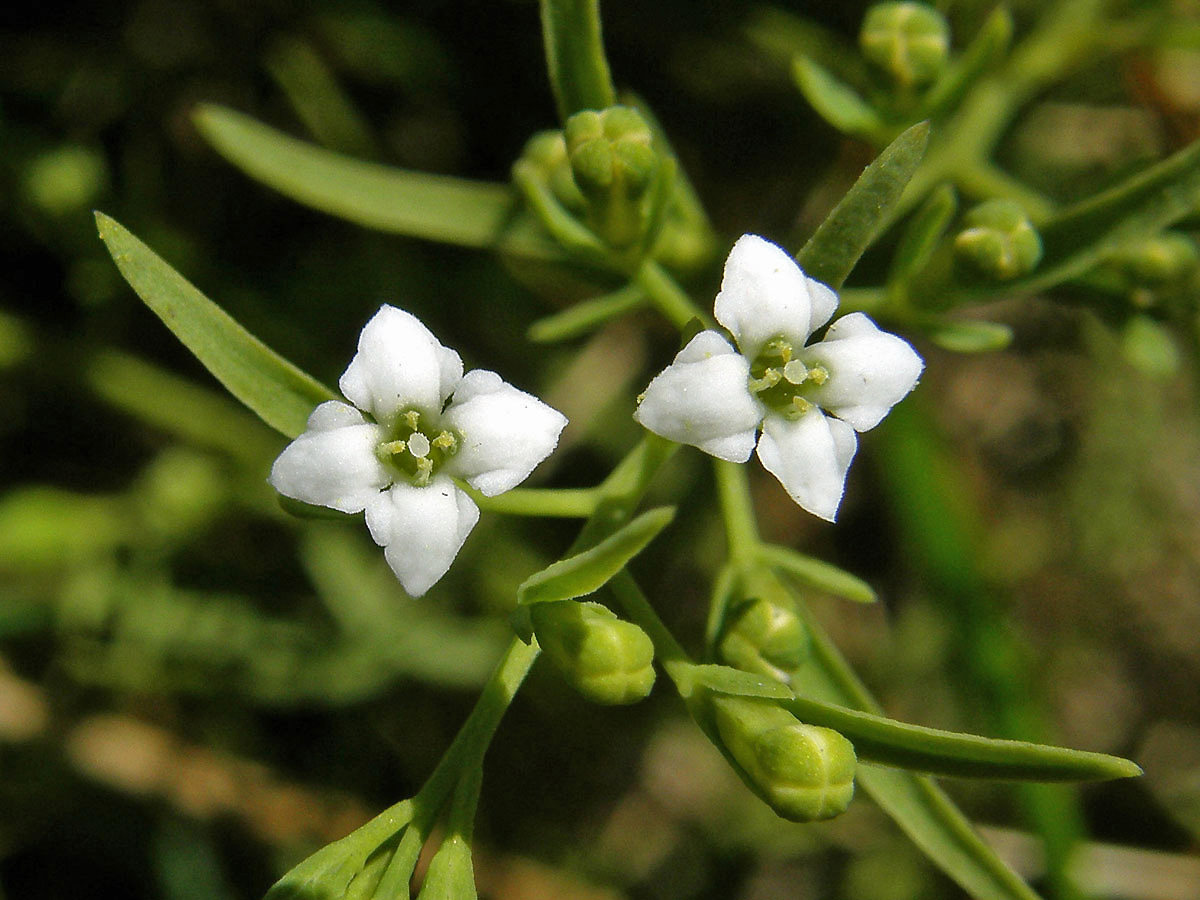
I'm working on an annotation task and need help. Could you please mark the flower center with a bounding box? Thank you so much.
[748,337,829,420]
[377,408,460,486]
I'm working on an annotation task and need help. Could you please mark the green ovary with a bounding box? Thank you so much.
[376,408,460,486]
[748,337,829,420]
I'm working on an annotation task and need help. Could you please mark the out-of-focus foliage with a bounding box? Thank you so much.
[3,1,1200,899]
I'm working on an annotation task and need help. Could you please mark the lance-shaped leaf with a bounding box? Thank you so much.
[796,122,930,289]
[782,694,1141,782]
[193,105,560,260]
[540,0,616,123]
[680,663,794,700]
[95,213,334,439]
[517,506,674,608]
[792,56,886,142]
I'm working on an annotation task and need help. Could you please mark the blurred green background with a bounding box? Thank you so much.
[2,0,1200,898]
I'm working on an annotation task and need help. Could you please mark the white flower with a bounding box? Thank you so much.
[635,234,923,521]
[270,305,568,596]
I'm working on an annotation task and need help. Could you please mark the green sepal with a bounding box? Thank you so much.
[193,105,560,261]
[264,800,415,900]
[513,506,675,638]
[540,0,616,123]
[757,544,878,604]
[527,284,646,343]
[918,6,1013,120]
[924,317,1014,353]
[791,55,886,142]
[782,694,1142,782]
[415,835,476,900]
[796,121,930,289]
[95,213,334,439]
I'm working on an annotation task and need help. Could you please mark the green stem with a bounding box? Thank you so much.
[634,259,711,330]
[713,459,760,566]
[465,485,599,517]
[609,570,692,674]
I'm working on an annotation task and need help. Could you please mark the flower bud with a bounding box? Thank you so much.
[954,199,1042,280]
[711,696,856,821]
[530,600,655,705]
[1110,232,1200,288]
[564,106,659,248]
[860,2,950,89]
[718,595,810,682]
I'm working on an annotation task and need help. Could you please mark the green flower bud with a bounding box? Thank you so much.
[1110,233,1200,288]
[711,696,856,821]
[530,600,656,705]
[563,106,659,248]
[860,2,951,89]
[718,595,810,682]
[954,199,1043,280]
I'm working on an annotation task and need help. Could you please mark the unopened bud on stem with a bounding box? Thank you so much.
[530,600,656,705]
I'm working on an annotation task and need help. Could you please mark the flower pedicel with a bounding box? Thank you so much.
[270,305,568,596]
[636,234,923,520]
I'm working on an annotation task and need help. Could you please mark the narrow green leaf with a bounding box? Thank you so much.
[792,56,886,141]
[796,122,931,289]
[540,0,616,123]
[993,134,1200,298]
[95,213,334,439]
[792,605,1045,900]
[683,663,794,700]
[517,506,675,607]
[783,694,1141,781]
[757,544,878,604]
[193,105,558,258]
[925,318,1014,353]
[527,283,646,342]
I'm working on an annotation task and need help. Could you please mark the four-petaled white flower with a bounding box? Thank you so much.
[635,234,923,521]
[270,305,568,596]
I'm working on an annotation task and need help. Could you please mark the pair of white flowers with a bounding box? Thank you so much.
[270,235,922,595]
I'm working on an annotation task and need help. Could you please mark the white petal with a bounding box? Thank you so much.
[807,277,839,332]
[634,330,762,462]
[364,476,480,596]
[269,402,389,513]
[804,313,924,431]
[441,369,568,497]
[338,305,464,426]
[714,234,824,357]
[756,411,858,522]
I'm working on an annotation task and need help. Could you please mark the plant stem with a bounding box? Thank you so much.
[713,459,760,566]
[635,259,711,330]
[466,485,600,517]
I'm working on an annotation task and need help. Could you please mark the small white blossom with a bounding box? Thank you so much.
[270,305,567,596]
[635,234,922,521]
